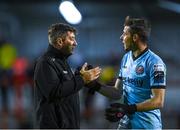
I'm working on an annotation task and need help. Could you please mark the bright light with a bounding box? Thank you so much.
[59,1,82,25]
[158,0,180,13]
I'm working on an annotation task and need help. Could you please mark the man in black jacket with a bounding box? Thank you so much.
[34,23,101,128]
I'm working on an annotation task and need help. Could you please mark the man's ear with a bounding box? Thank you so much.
[56,37,63,48]
[132,34,139,42]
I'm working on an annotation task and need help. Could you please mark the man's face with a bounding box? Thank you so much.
[120,26,133,51]
[60,31,77,55]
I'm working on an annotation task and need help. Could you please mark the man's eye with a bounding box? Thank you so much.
[71,38,75,41]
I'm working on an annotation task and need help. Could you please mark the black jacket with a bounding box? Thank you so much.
[34,45,84,128]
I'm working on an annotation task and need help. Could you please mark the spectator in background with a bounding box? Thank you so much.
[0,40,15,128]
[34,23,101,129]
[0,70,10,114]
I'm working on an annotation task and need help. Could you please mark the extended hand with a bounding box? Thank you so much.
[80,63,101,84]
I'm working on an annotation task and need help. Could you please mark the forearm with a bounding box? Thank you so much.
[136,88,165,111]
[98,85,122,100]
[88,78,123,100]
[136,97,164,112]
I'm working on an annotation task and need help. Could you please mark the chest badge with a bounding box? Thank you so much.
[63,70,68,74]
[135,65,144,75]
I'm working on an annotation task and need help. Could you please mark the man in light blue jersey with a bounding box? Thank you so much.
[88,16,166,129]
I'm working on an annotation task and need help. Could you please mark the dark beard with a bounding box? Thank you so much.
[125,41,137,52]
[60,46,72,57]
[125,48,131,52]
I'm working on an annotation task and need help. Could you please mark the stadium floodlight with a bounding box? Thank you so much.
[59,0,82,25]
[158,0,180,13]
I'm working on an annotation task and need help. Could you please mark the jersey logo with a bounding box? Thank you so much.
[153,64,164,71]
[122,65,127,68]
[153,71,164,83]
[122,77,143,87]
[51,58,55,61]
[135,65,144,75]
[63,70,68,74]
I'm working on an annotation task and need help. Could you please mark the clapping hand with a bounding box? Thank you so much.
[79,63,101,84]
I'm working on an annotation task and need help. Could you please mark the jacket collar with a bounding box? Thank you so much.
[47,44,69,59]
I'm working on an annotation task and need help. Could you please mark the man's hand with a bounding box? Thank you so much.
[80,63,101,84]
[105,103,137,122]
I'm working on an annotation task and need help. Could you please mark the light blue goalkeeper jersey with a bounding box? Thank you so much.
[118,48,166,129]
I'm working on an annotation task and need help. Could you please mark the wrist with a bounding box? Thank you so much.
[94,81,102,91]
[79,71,89,84]
[127,104,137,114]
[75,66,81,74]
[87,81,102,94]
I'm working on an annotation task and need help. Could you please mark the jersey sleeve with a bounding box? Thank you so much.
[118,58,124,79]
[149,58,166,89]
[118,53,129,79]
[118,68,122,79]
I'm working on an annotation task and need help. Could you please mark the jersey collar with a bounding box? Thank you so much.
[132,47,149,61]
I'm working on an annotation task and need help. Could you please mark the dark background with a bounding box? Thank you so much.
[0,0,180,128]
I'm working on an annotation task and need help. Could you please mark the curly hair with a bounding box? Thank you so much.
[48,23,76,45]
[124,16,151,42]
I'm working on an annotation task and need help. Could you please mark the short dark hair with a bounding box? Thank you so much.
[124,16,151,42]
[48,23,76,45]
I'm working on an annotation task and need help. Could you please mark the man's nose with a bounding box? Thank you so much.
[73,40,78,46]
[120,35,123,40]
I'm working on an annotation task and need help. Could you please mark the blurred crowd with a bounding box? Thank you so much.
[0,40,34,128]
